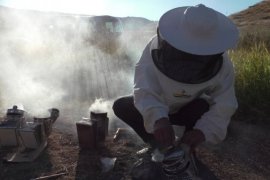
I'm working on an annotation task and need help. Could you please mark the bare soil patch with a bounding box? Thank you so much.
[0,119,269,180]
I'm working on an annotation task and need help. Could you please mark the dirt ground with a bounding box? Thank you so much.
[0,116,270,180]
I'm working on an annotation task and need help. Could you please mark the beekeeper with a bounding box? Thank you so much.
[113,4,239,151]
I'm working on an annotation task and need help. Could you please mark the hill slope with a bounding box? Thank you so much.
[230,0,270,28]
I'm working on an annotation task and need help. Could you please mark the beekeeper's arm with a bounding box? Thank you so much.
[193,55,238,144]
[133,42,174,146]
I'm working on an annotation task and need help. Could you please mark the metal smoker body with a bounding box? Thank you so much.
[0,105,59,162]
[76,111,109,150]
[162,145,199,180]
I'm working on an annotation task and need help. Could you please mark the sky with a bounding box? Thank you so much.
[0,0,263,20]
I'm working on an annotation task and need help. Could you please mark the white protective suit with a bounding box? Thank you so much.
[134,36,238,144]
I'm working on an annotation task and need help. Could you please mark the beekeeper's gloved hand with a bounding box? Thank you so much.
[181,129,205,153]
[153,118,175,148]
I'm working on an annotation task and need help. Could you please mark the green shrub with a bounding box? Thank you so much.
[230,42,270,110]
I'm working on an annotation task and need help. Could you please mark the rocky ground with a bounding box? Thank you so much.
[0,118,269,180]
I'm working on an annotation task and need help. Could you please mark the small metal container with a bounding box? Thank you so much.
[76,119,97,150]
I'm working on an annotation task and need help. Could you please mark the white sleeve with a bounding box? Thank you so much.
[133,42,169,133]
[194,57,238,144]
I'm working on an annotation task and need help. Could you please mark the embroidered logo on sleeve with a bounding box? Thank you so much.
[173,90,191,98]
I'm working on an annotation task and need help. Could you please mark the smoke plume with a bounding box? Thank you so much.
[0,7,155,132]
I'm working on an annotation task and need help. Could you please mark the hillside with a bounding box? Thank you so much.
[230,0,270,28]
[0,5,156,33]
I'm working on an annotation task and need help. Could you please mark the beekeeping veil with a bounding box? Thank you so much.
[152,4,239,83]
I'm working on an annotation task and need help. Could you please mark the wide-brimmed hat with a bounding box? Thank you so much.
[158,4,239,55]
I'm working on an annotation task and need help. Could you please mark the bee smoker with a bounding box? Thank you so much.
[33,108,60,137]
[76,118,98,150]
[90,111,109,141]
[162,145,198,180]
[0,105,25,146]
[76,111,109,150]
[49,108,60,123]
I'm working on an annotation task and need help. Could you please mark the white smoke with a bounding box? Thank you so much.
[89,98,112,113]
[88,98,120,131]
[0,7,155,133]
